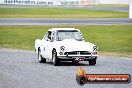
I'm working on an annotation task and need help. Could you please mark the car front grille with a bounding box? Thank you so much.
[64,51,91,55]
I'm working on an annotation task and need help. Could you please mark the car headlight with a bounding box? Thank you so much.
[60,46,65,51]
[59,46,65,55]
[92,52,97,55]
[93,46,98,51]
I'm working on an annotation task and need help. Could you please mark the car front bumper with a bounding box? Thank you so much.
[58,54,98,61]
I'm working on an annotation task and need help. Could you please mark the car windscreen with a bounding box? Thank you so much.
[56,30,83,41]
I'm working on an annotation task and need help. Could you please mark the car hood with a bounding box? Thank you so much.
[54,39,96,52]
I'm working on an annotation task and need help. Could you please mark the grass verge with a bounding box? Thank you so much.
[0,8,128,18]
[0,25,131,54]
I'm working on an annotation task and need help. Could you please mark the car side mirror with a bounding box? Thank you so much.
[47,38,53,42]
[46,38,50,41]
[50,37,54,42]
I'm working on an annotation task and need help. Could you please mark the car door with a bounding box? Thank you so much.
[43,31,55,60]
[40,32,49,58]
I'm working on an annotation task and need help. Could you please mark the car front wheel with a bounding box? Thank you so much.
[52,50,60,66]
[38,48,46,63]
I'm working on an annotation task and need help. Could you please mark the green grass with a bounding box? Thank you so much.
[0,8,128,18]
[0,25,132,53]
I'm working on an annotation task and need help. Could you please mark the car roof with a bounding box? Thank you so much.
[48,28,79,32]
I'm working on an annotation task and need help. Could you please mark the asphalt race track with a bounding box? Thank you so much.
[0,49,132,88]
[0,18,132,25]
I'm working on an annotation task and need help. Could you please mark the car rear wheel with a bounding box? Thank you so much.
[38,48,46,63]
[52,50,60,66]
[89,57,97,65]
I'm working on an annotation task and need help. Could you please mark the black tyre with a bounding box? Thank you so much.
[38,48,46,63]
[89,57,97,65]
[52,50,60,66]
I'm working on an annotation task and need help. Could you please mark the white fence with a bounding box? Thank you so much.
[98,0,131,4]
[0,0,96,6]
[0,0,131,5]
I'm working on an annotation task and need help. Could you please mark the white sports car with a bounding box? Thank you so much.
[35,28,98,66]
